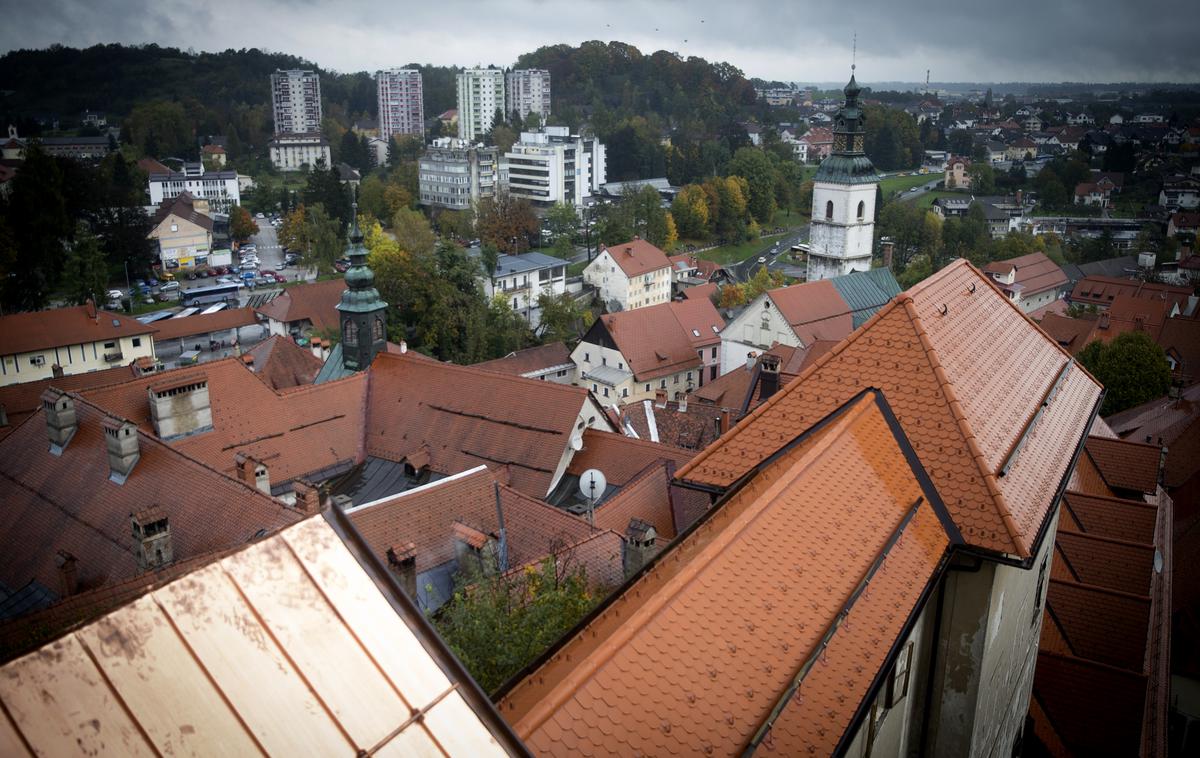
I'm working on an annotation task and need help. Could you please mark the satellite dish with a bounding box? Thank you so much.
[570,433,584,451]
[578,469,607,503]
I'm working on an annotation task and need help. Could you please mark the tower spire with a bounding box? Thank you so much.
[852,32,857,72]
[336,189,388,372]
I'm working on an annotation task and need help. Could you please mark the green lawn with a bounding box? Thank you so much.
[911,191,959,209]
[880,173,936,200]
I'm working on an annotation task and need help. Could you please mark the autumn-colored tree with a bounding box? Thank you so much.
[718,284,747,308]
[392,208,437,256]
[536,291,592,343]
[670,184,710,240]
[278,204,310,253]
[383,182,414,219]
[475,192,539,254]
[742,265,784,302]
[229,205,259,242]
[727,147,778,224]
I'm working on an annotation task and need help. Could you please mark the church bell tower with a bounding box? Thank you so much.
[336,206,388,372]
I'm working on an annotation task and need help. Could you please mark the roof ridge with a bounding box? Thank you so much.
[596,458,669,509]
[1036,647,1151,680]
[1063,489,1158,510]
[1058,527,1157,551]
[1047,576,1152,603]
[376,352,589,396]
[900,296,1027,557]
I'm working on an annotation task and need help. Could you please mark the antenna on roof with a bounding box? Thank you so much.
[851,32,857,72]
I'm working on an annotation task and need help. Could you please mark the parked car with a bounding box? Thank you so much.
[261,269,276,277]
[160,281,180,292]
[271,273,286,283]
[147,277,159,287]
[106,289,123,300]
[255,212,265,219]
[216,276,234,284]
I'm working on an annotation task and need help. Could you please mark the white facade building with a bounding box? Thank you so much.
[505,69,551,126]
[806,74,879,281]
[482,252,568,329]
[271,69,322,136]
[456,69,505,141]
[418,138,499,210]
[502,127,606,208]
[147,163,240,214]
[377,68,424,138]
[582,238,672,312]
[268,134,332,172]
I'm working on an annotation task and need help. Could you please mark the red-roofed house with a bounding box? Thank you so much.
[1075,179,1114,207]
[572,298,724,403]
[583,238,673,311]
[1168,210,1200,239]
[254,278,348,337]
[982,251,1068,313]
[147,192,217,272]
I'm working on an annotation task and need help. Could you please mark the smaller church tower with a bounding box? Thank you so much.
[336,206,388,372]
[806,69,880,281]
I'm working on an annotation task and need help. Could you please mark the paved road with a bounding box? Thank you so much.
[898,178,943,204]
[729,228,811,283]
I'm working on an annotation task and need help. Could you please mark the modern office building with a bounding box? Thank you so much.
[270,69,323,136]
[147,162,240,214]
[417,138,499,210]
[376,68,424,138]
[505,69,551,126]
[501,126,606,208]
[456,68,506,141]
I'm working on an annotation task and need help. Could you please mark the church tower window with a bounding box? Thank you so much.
[825,200,834,219]
[857,201,865,220]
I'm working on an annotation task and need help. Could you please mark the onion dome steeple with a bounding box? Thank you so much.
[813,67,878,185]
[336,201,388,372]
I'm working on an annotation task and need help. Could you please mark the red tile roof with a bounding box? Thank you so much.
[1070,275,1192,311]
[1061,491,1157,543]
[591,461,678,540]
[597,299,723,382]
[680,281,718,302]
[982,252,1068,296]
[149,191,214,233]
[254,278,348,333]
[242,335,323,389]
[148,306,258,342]
[0,394,300,604]
[1084,436,1161,495]
[1053,531,1154,595]
[679,259,1103,558]
[1041,579,1151,671]
[1032,651,1148,757]
[1160,316,1200,384]
[366,352,602,498]
[767,279,855,344]
[499,393,955,755]
[601,238,672,278]
[1037,312,1097,354]
[0,304,156,356]
[0,364,140,440]
[473,342,573,377]
[136,157,171,175]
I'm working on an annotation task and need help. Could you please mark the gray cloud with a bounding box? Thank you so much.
[1,0,1195,83]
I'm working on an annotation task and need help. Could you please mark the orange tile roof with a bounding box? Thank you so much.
[149,191,214,233]
[681,282,718,301]
[254,278,348,333]
[1084,436,1161,495]
[499,393,956,756]
[1032,651,1148,757]
[82,357,368,488]
[982,252,1068,296]
[243,334,323,390]
[148,306,258,342]
[679,260,1103,558]
[0,304,156,356]
[474,342,574,376]
[767,279,855,344]
[0,394,300,603]
[596,299,723,382]
[0,363,141,440]
[1070,275,1192,311]
[1037,312,1098,354]
[1053,531,1154,596]
[591,461,678,540]
[1041,579,1151,671]
[601,238,672,278]
[1066,447,1118,498]
[1061,491,1157,543]
[366,352,603,498]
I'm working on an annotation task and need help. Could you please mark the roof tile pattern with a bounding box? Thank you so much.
[501,395,953,756]
[603,238,672,278]
[0,364,139,440]
[982,252,1068,296]
[1032,652,1147,757]
[598,299,723,382]
[1084,436,1161,494]
[679,260,1102,557]
[474,342,574,376]
[244,335,324,390]
[1041,580,1150,671]
[149,306,258,342]
[1061,491,1157,543]
[254,278,348,333]
[592,461,678,540]
[1053,532,1154,595]
[0,304,156,356]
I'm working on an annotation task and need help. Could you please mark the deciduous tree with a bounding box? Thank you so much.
[475,192,539,254]
[229,205,259,242]
[1078,332,1171,415]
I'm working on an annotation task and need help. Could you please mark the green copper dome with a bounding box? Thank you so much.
[814,70,879,186]
[337,209,388,315]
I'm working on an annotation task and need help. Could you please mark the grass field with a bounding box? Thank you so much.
[911,191,959,209]
[880,173,936,200]
[692,208,808,265]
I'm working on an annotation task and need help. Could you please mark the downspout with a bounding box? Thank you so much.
[918,554,984,757]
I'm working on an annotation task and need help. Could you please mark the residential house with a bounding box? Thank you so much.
[582,238,673,312]
[799,126,834,162]
[718,268,900,375]
[200,143,226,167]
[1161,175,1200,209]
[147,162,240,215]
[255,278,348,338]
[984,140,1007,163]
[1023,113,1044,132]
[147,192,218,272]
[474,342,576,384]
[268,133,332,172]
[36,135,113,160]
[572,298,724,403]
[1064,111,1095,126]
[982,251,1069,313]
[1074,180,1113,207]
[1167,210,1199,240]
[1006,137,1039,161]
[945,155,972,189]
[500,260,1103,758]
[1069,275,1192,311]
[482,252,567,328]
[1038,312,1101,355]
[0,302,157,387]
[667,253,727,295]
[0,515,525,756]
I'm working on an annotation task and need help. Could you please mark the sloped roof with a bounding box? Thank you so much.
[499,392,956,755]
[566,428,696,485]
[365,352,597,498]
[1032,651,1148,757]
[0,516,521,756]
[597,299,723,382]
[1159,316,1200,382]
[347,466,602,577]
[1053,531,1154,595]
[1084,436,1161,495]
[148,306,258,342]
[254,278,348,333]
[983,252,1068,296]
[0,394,300,605]
[149,191,214,233]
[243,334,323,390]
[601,238,672,278]
[0,363,140,440]
[474,342,573,377]
[681,281,718,301]
[136,157,170,175]
[1070,275,1192,311]
[828,267,902,327]
[679,259,1104,558]
[766,279,855,344]
[1037,312,1098,354]
[82,358,368,489]
[1061,491,1157,543]
[592,460,679,540]
[0,304,156,356]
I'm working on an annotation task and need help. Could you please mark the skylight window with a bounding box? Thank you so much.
[692,329,700,337]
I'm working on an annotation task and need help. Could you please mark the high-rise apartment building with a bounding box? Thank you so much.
[504,69,551,126]
[456,69,506,141]
[270,69,323,136]
[376,68,425,138]
[418,138,499,210]
[501,126,606,208]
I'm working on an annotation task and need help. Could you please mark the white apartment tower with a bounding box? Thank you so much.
[377,68,425,138]
[806,71,880,281]
[457,68,506,141]
[505,69,551,126]
[502,126,606,208]
[271,69,323,136]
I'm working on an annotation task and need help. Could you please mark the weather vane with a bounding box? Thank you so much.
[852,32,857,72]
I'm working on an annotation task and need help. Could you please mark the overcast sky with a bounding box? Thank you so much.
[3,0,1196,84]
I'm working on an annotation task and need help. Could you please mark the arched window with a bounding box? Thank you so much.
[372,317,384,342]
[825,200,834,219]
[343,319,358,347]
[857,201,865,220]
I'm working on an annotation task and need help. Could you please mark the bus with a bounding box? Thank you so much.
[181,282,242,307]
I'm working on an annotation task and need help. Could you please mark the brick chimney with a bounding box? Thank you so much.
[56,550,78,596]
[41,388,77,454]
[131,507,173,571]
[386,542,418,598]
[292,479,322,513]
[880,238,895,270]
[759,353,782,400]
[624,519,658,577]
[102,416,140,484]
[235,452,270,494]
[85,298,97,321]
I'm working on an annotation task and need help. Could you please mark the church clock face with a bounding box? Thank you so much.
[834,134,847,151]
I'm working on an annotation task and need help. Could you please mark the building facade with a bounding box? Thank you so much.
[582,239,672,312]
[505,69,551,125]
[806,73,879,281]
[376,68,424,138]
[456,68,505,141]
[0,304,157,387]
[271,69,322,136]
[268,134,332,172]
[501,126,606,208]
[482,252,568,329]
[417,138,498,210]
[147,162,240,214]
[148,193,215,272]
